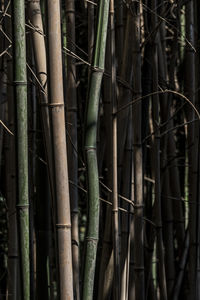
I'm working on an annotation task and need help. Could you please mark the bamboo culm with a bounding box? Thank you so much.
[83,0,110,299]
[13,0,30,298]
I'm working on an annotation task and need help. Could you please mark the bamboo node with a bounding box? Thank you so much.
[16,204,29,208]
[40,103,64,107]
[85,146,96,151]
[85,236,98,242]
[13,80,28,85]
[56,223,71,229]
[134,204,144,208]
[92,66,104,73]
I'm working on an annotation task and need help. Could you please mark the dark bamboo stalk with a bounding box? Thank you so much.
[131,2,145,299]
[151,1,167,298]
[185,1,197,298]
[172,231,189,300]
[110,1,120,299]
[120,119,132,300]
[6,29,18,300]
[65,1,80,298]
[97,27,113,300]
[12,0,30,297]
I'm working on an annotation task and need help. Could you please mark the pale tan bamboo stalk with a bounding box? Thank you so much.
[28,0,53,191]
[110,1,120,299]
[46,0,74,298]
[27,3,54,297]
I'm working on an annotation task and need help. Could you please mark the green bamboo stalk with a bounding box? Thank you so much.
[12,0,30,298]
[83,0,110,298]
[97,28,114,300]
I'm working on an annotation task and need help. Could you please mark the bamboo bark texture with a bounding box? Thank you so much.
[12,0,30,298]
[83,0,110,298]
[46,0,73,299]
[65,1,80,298]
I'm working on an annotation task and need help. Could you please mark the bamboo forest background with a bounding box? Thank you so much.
[0,0,200,299]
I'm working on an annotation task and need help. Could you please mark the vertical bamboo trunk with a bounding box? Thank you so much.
[117,8,133,174]
[115,0,123,71]
[4,5,18,299]
[172,231,189,299]
[27,47,36,300]
[28,0,54,197]
[88,0,95,64]
[158,26,176,297]
[195,1,200,297]
[6,44,18,300]
[35,113,51,299]
[165,3,185,251]
[46,0,74,298]
[65,0,80,298]
[185,1,197,299]
[97,28,114,300]
[151,1,167,298]
[131,2,145,299]
[12,0,30,298]
[120,120,132,300]
[28,2,54,298]
[83,0,109,298]
[110,1,120,299]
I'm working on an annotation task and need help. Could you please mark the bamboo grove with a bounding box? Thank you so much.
[0,0,200,299]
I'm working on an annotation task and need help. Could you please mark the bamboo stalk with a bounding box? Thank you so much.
[83,0,109,298]
[12,0,30,297]
[5,24,18,299]
[97,27,113,300]
[131,2,145,299]
[65,0,80,298]
[117,8,134,174]
[120,120,132,300]
[110,1,120,299]
[46,0,73,298]
[151,1,167,298]
[172,230,189,300]
[28,0,54,198]
[185,1,197,299]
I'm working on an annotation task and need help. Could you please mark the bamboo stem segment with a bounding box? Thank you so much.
[12,0,30,298]
[46,0,74,299]
[83,0,110,298]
